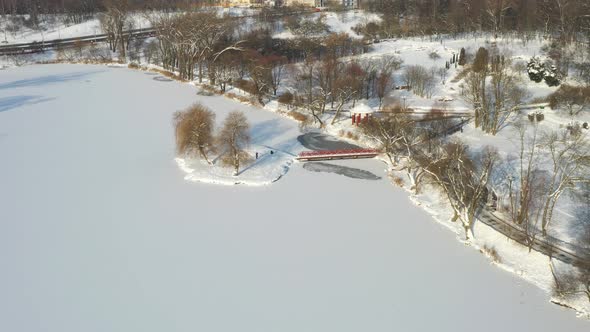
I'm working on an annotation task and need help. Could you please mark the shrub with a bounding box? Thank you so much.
[278,92,294,105]
[345,131,359,141]
[391,176,404,187]
[147,68,184,82]
[481,245,502,264]
[287,110,309,123]
[566,122,583,137]
[382,102,403,113]
[528,111,544,122]
[225,92,256,105]
[235,79,259,96]
[200,84,219,95]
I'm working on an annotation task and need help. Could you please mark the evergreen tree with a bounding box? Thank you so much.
[527,57,545,83]
[458,48,466,66]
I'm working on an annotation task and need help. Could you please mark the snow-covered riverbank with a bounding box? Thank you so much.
[1,64,589,331]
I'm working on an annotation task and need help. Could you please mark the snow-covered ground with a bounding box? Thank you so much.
[357,34,555,111]
[0,13,151,44]
[0,7,257,44]
[1,64,589,331]
[273,10,381,39]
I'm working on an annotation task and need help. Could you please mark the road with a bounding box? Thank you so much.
[478,207,590,269]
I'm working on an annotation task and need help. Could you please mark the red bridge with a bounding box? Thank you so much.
[296,149,381,161]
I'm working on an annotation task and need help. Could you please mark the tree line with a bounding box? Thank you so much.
[360,0,590,40]
[0,0,217,16]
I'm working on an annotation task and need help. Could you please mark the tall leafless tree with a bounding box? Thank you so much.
[219,111,251,176]
[425,142,499,239]
[540,129,590,236]
[100,0,130,59]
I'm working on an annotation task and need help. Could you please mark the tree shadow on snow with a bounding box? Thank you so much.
[0,71,103,90]
[0,95,55,113]
[250,119,293,144]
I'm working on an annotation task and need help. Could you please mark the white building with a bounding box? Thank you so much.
[318,0,360,8]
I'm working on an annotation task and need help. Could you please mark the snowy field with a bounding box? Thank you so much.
[1,64,589,331]
[273,10,381,39]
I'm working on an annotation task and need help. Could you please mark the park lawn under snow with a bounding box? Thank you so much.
[358,33,558,111]
[1,63,590,331]
[273,10,381,39]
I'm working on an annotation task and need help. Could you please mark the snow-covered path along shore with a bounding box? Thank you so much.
[0,64,588,331]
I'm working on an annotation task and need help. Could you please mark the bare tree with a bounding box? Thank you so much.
[360,115,411,166]
[462,47,489,129]
[330,74,356,125]
[245,50,273,105]
[425,142,499,239]
[512,122,549,250]
[143,39,160,65]
[173,103,216,164]
[219,111,251,176]
[215,51,239,93]
[398,124,438,194]
[549,85,590,116]
[462,50,525,134]
[100,0,130,59]
[540,129,590,236]
[403,65,433,98]
[296,57,325,127]
[512,121,542,227]
[375,70,393,110]
[361,59,377,99]
[486,0,511,38]
[270,55,287,96]
[486,55,527,134]
[149,12,235,81]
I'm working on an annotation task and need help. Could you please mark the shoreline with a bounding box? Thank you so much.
[5,60,590,320]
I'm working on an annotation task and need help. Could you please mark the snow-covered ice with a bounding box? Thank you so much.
[1,64,589,332]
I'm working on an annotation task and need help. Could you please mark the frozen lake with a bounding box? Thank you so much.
[0,64,588,332]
